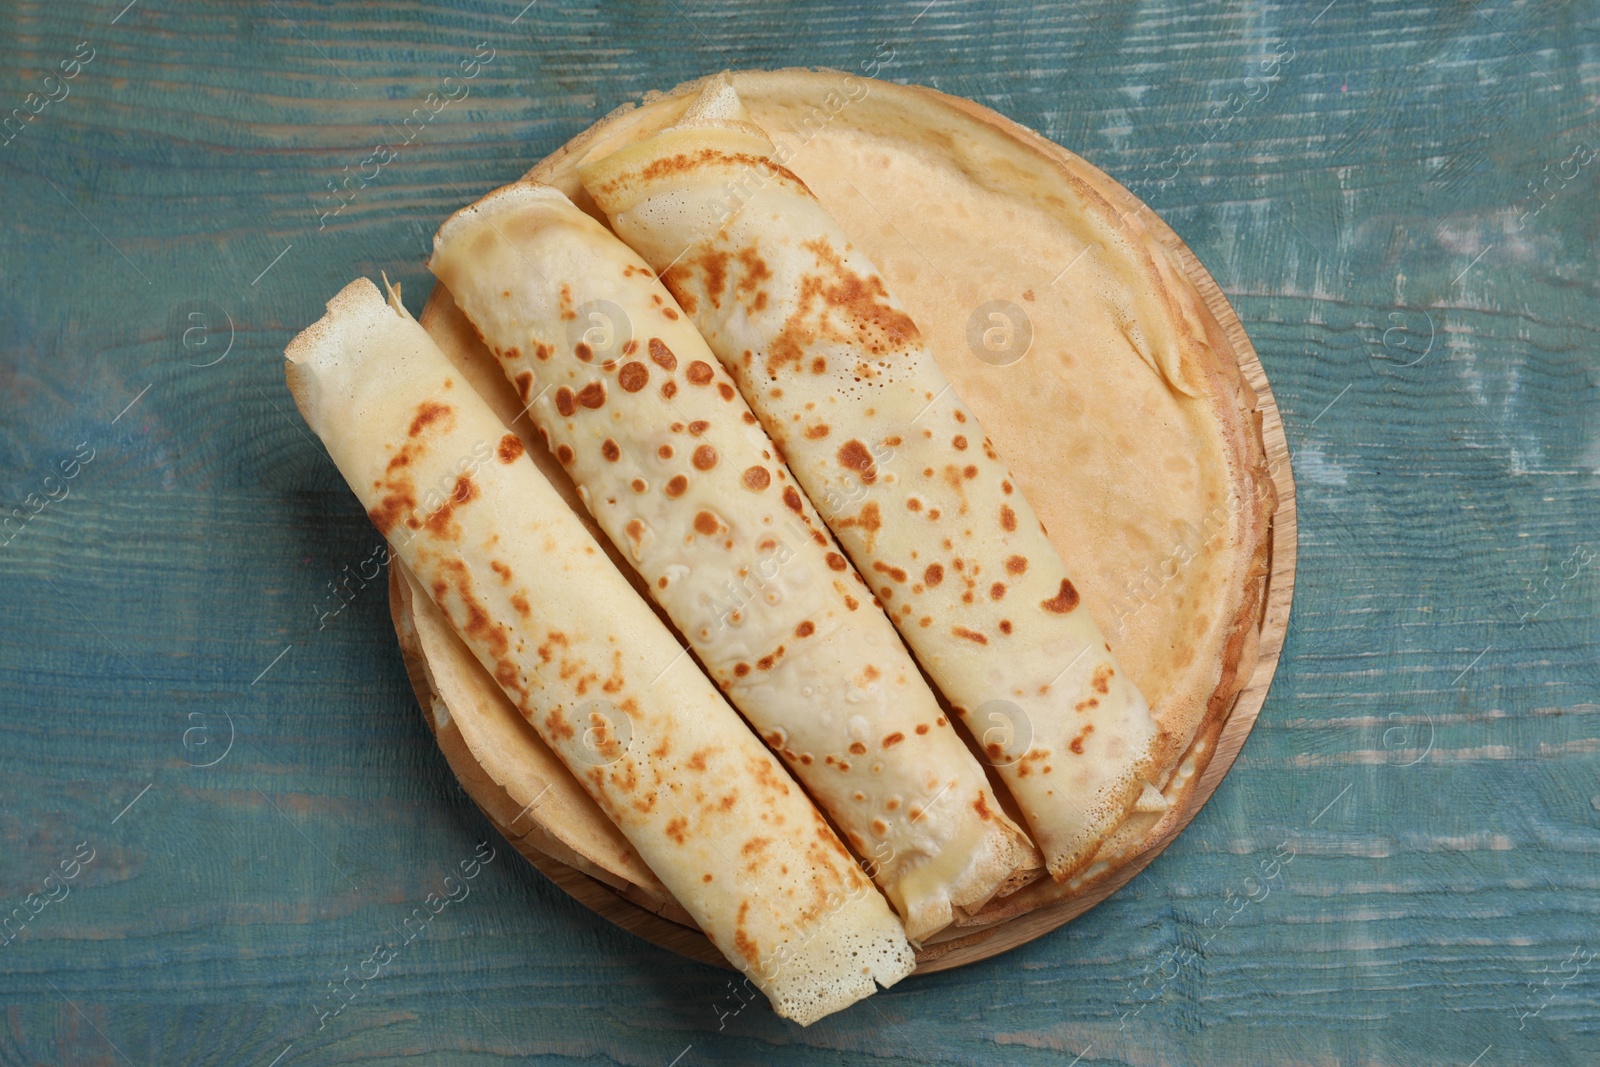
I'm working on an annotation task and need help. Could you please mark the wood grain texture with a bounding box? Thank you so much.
[0,2,1595,1065]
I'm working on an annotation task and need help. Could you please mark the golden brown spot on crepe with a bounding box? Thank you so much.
[625,518,645,542]
[648,338,677,371]
[1069,724,1095,755]
[973,793,995,821]
[407,401,453,437]
[836,501,882,549]
[782,238,920,367]
[555,444,574,465]
[1041,578,1080,614]
[512,371,534,402]
[422,475,479,538]
[924,563,944,587]
[1006,555,1028,575]
[702,872,713,882]
[742,411,757,425]
[810,357,828,375]
[837,439,877,484]
[881,732,905,749]
[681,247,730,308]
[1000,504,1018,532]
[1076,697,1100,712]
[495,434,523,464]
[952,435,968,450]
[657,444,674,460]
[535,342,553,361]
[742,465,771,490]
[735,245,772,294]
[919,616,932,627]
[692,444,718,471]
[688,420,710,435]
[555,388,576,417]
[733,662,750,678]
[964,465,978,479]
[575,342,595,362]
[686,360,714,385]
[871,818,889,836]
[490,561,512,583]
[804,422,830,440]
[952,626,988,645]
[843,594,859,611]
[631,478,647,493]
[795,621,815,638]
[825,552,848,571]
[665,475,688,497]
[1000,619,1013,634]
[662,380,678,399]
[546,708,574,741]
[576,381,606,409]
[756,646,785,671]
[509,593,530,618]
[783,486,804,513]
[1092,665,1114,694]
[599,439,620,462]
[384,446,415,474]
[847,741,867,756]
[617,361,649,392]
[665,817,689,844]
[718,382,736,401]
[991,582,1006,600]
[953,410,967,424]
[663,307,679,320]
[693,511,719,536]
[872,561,907,583]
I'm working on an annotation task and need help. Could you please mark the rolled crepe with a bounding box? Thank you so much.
[428,182,1039,939]
[579,78,1163,880]
[284,277,915,1024]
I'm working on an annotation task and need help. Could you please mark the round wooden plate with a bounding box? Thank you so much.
[388,70,1296,974]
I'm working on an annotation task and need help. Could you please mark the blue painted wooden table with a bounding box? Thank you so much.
[2,2,1596,1064]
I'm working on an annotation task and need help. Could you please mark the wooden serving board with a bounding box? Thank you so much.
[388,70,1295,974]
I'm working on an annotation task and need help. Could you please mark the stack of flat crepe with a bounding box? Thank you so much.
[285,72,1275,1024]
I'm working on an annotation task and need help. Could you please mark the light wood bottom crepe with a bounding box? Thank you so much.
[390,69,1294,971]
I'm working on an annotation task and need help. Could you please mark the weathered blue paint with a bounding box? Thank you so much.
[1,2,1595,1063]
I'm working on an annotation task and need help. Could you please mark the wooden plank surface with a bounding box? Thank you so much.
[1,2,1595,1064]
